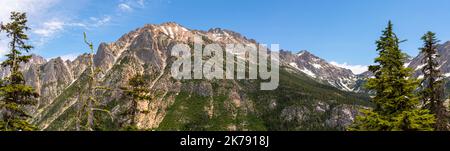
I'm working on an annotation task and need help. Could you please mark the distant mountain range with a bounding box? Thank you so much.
[2,22,449,131]
[283,42,450,93]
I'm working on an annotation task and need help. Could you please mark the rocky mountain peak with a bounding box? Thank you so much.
[29,54,47,65]
[140,22,193,41]
[296,50,312,57]
[441,40,450,47]
[206,27,243,39]
[209,28,255,44]
[282,50,357,91]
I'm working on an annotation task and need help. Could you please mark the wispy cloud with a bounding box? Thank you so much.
[0,0,60,56]
[330,61,368,74]
[32,20,66,47]
[0,0,59,22]
[118,3,133,12]
[1,0,151,58]
[30,15,112,47]
[118,0,149,12]
[90,16,112,27]
[33,20,65,37]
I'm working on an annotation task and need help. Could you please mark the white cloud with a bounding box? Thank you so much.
[118,3,133,12]
[30,15,111,47]
[67,22,87,28]
[60,53,81,61]
[91,16,112,27]
[0,0,146,59]
[32,20,67,47]
[47,52,81,62]
[0,0,60,56]
[330,61,368,74]
[83,16,112,28]
[118,0,148,12]
[33,20,65,37]
[0,0,59,23]
[0,0,113,49]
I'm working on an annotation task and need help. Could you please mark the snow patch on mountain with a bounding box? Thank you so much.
[312,63,322,69]
[445,73,450,77]
[339,79,352,91]
[300,68,316,78]
[418,75,424,79]
[404,61,411,67]
[289,62,300,70]
[416,64,426,70]
[281,50,358,91]
[289,62,315,78]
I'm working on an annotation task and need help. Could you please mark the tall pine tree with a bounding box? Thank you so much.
[418,31,448,130]
[0,12,39,131]
[349,21,435,131]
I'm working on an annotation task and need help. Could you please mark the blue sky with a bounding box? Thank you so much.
[2,0,450,74]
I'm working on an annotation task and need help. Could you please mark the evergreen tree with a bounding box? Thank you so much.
[349,21,435,131]
[0,12,39,131]
[419,31,448,130]
[120,74,151,130]
[75,32,112,131]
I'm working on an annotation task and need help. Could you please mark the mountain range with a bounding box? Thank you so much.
[1,22,449,131]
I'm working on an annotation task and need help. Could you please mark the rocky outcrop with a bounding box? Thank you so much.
[38,57,74,108]
[279,101,363,130]
[325,104,362,130]
[66,53,90,79]
[281,106,310,122]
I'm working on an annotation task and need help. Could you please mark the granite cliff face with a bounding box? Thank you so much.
[1,22,370,131]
